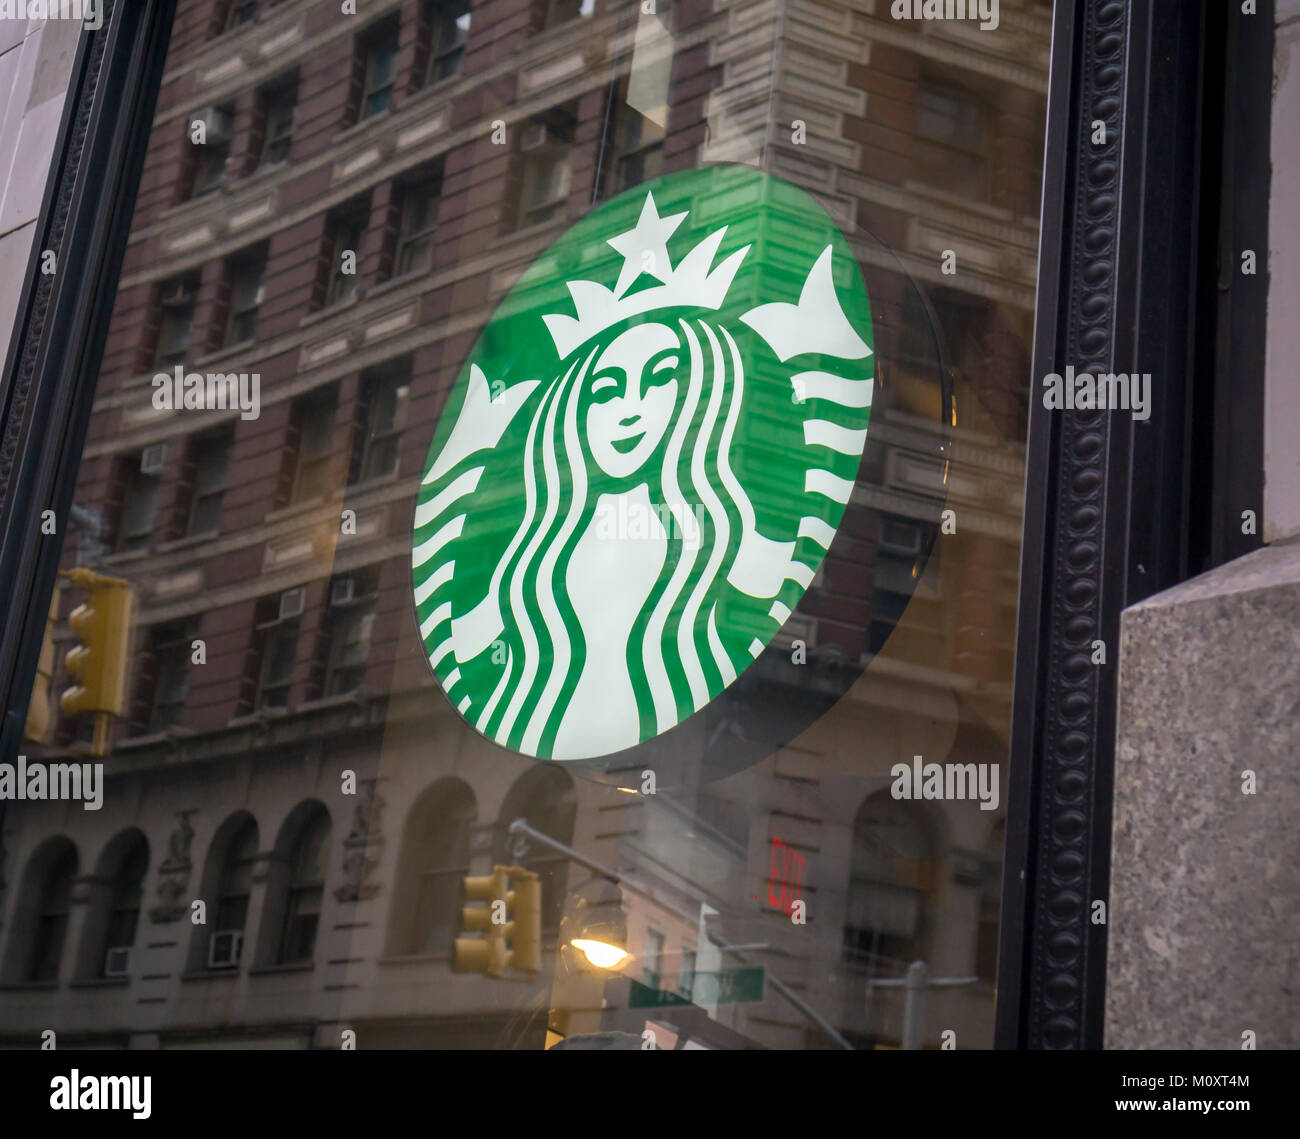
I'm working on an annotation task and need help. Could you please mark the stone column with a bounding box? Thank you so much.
[1105,540,1300,1049]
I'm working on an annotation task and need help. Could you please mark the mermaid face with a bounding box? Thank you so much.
[586,323,683,480]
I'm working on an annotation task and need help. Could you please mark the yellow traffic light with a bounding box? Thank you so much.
[511,870,541,976]
[23,588,61,745]
[58,569,134,718]
[454,867,509,976]
[453,865,542,978]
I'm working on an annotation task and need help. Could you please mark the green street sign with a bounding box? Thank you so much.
[629,966,766,1008]
[412,165,874,761]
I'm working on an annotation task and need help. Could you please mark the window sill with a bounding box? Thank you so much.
[99,547,154,568]
[156,530,219,554]
[194,340,256,370]
[300,296,361,328]
[345,470,400,497]
[228,707,292,729]
[116,726,195,751]
[263,494,343,525]
[365,272,427,302]
[244,159,289,186]
[297,691,367,714]
[69,976,130,989]
[406,73,461,110]
[180,969,240,982]
[490,215,566,251]
[337,106,393,144]
[0,981,60,991]
[248,961,315,976]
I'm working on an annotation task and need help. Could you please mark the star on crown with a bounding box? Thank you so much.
[542,192,751,359]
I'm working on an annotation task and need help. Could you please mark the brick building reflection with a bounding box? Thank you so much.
[0,0,1049,1049]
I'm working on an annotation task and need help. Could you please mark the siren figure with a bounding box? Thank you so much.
[413,189,872,761]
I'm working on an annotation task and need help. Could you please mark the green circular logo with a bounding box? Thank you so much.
[413,166,874,761]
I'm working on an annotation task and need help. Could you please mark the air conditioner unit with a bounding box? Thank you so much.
[208,930,243,968]
[141,443,167,475]
[160,279,197,308]
[520,122,550,152]
[103,946,131,977]
[279,586,306,621]
[880,518,923,556]
[329,576,356,607]
[195,105,234,146]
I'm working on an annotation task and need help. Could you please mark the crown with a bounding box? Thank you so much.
[542,191,751,359]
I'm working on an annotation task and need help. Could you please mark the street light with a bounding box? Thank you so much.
[563,877,630,971]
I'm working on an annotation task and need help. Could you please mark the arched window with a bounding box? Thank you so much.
[214,819,257,961]
[275,806,330,965]
[389,779,475,956]
[843,792,939,975]
[27,841,78,983]
[495,766,576,936]
[839,793,941,1047]
[189,814,258,972]
[98,832,148,977]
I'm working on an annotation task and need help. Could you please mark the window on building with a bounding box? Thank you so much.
[843,795,938,977]
[290,391,337,503]
[359,19,400,120]
[256,606,299,710]
[210,819,258,968]
[392,781,475,956]
[147,622,192,732]
[425,0,471,84]
[225,0,259,30]
[603,81,666,198]
[680,948,696,999]
[495,766,576,936]
[913,75,992,203]
[186,431,233,536]
[518,105,576,228]
[190,104,234,197]
[257,77,297,168]
[117,459,160,552]
[643,927,665,990]
[277,810,330,964]
[99,836,147,977]
[356,364,411,482]
[323,573,377,696]
[324,199,368,307]
[544,0,594,29]
[224,248,267,346]
[154,273,199,368]
[394,168,443,277]
[27,844,77,983]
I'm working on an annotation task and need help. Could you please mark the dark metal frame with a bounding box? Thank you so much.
[0,0,178,767]
[0,0,1271,1049]
[995,0,1271,1049]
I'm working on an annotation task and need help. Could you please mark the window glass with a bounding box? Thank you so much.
[5,0,1053,1051]
[259,81,297,168]
[361,23,400,120]
[427,0,471,84]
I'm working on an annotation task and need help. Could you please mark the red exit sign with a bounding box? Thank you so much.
[767,837,805,914]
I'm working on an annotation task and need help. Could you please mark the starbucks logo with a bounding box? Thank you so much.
[412,167,874,762]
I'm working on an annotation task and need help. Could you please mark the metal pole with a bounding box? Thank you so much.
[902,960,926,1051]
